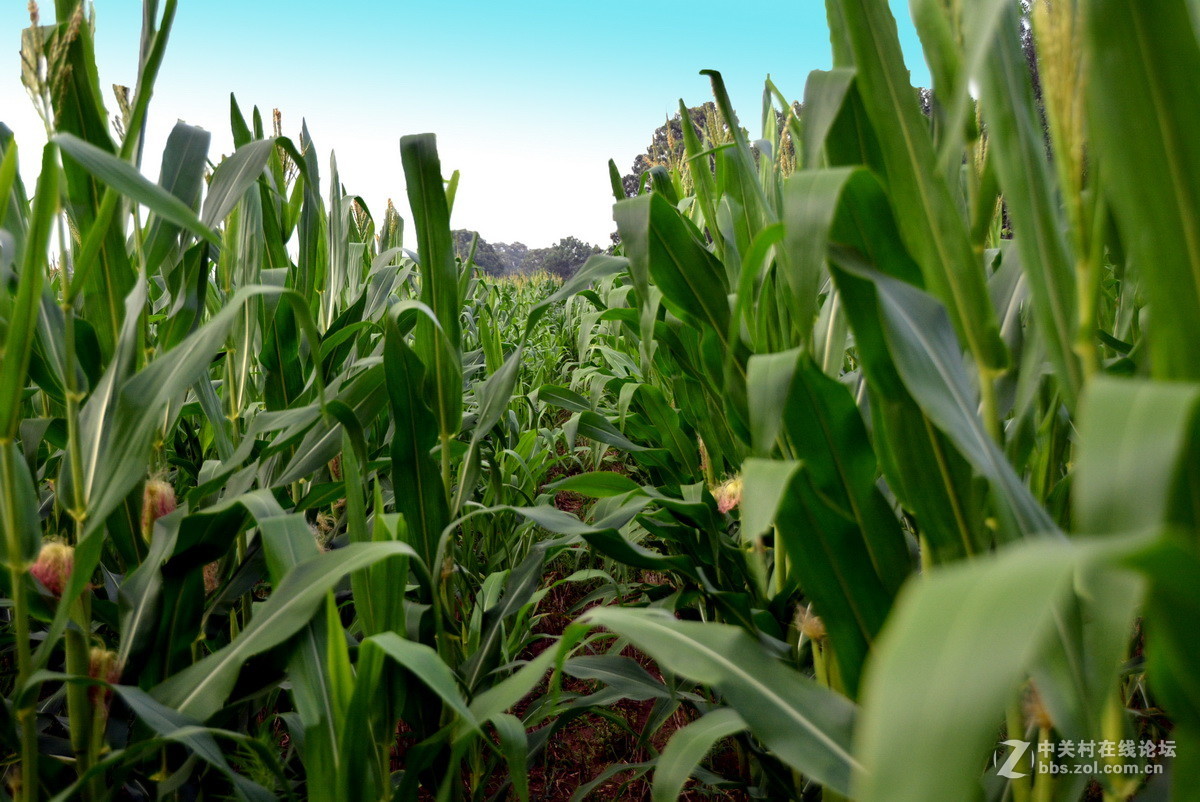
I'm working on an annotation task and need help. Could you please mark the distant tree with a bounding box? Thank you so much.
[450,230,598,278]
[620,100,801,196]
[492,241,530,273]
[1019,1,1043,106]
[452,229,505,276]
[622,103,721,196]
[531,236,602,279]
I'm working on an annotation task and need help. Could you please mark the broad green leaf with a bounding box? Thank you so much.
[143,121,211,273]
[677,99,723,259]
[63,283,324,548]
[584,607,859,795]
[781,169,853,343]
[564,654,671,702]
[746,349,802,455]
[366,632,477,727]
[1076,378,1200,535]
[633,383,701,481]
[800,68,857,169]
[493,714,531,802]
[738,458,801,541]
[829,248,984,563]
[548,472,642,498]
[701,70,770,233]
[964,1,1081,407]
[53,133,218,246]
[400,133,463,439]
[652,708,747,802]
[273,365,386,486]
[152,541,418,721]
[94,684,277,802]
[117,490,288,679]
[383,317,448,581]
[261,516,350,802]
[570,410,651,453]
[1083,0,1200,379]
[524,253,626,335]
[1125,538,1200,799]
[0,127,25,254]
[0,144,56,439]
[614,193,730,340]
[826,0,1006,371]
[0,442,40,567]
[856,541,1083,801]
[201,137,276,228]
[779,356,909,597]
[535,384,591,414]
[857,263,1057,539]
[457,539,567,692]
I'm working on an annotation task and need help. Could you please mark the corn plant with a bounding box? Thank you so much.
[0,2,625,800]
[543,0,1200,800]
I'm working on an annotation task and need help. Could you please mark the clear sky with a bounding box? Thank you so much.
[2,1,930,248]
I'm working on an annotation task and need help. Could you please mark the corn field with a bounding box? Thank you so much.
[2,0,1199,799]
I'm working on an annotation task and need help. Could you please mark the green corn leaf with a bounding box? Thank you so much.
[799,68,856,170]
[464,627,587,735]
[1082,0,1200,379]
[964,2,1082,407]
[607,158,625,203]
[383,316,448,583]
[614,193,730,341]
[118,490,287,673]
[780,169,858,346]
[53,133,219,246]
[261,516,350,802]
[400,133,463,440]
[36,282,327,670]
[564,654,672,702]
[776,354,903,562]
[365,632,478,729]
[273,365,386,486]
[547,472,642,498]
[535,384,592,414]
[0,442,40,568]
[1124,539,1200,797]
[143,121,211,274]
[570,410,651,453]
[652,708,747,802]
[826,0,1006,372]
[854,539,1134,802]
[0,127,26,255]
[456,539,568,692]
[201,137,277,228]
[842,259,1056,539]
[1076,378,1200,535]
[0,143,56,439]
[678,99,723,259]
[152,541,419,721]
[583,607,859,795]
[36,679,283,802]
[809,168,984,562]
[492,713,531,802]
[738,458,802,543]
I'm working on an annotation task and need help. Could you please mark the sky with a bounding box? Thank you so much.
[2,1,930,248]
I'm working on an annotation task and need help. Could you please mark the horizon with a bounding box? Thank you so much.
[2,1,930,248]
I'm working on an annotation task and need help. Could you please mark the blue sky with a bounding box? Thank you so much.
[2,1,930,246]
